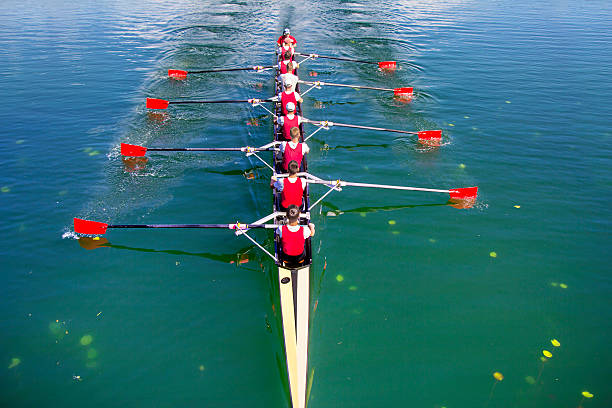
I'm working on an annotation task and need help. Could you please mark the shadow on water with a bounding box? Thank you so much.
[320,199,472,215]
[77,237,261,268]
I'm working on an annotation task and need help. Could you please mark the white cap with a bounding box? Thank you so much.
[285,102,296,112]
[283,28,290,35]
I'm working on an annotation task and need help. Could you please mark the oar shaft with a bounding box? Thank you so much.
[189,66,274,73]
[107,224,275,229]
[146,147,273,152]
[296,52,377,65]
[170,100,253,104]
[300,80,393,92]
[314,121,417,135]
[308,179,449,194]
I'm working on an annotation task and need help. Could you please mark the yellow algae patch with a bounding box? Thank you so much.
[551,339,561,347]
[525,376,536,384]
[464,115,470,119]
[428,238,437,243]
[559,283,568,289]
[505,100,511,104]
[391,231,400,235]
[16,139,25,144]
[582,391,594,398]
[80,335,93,346]
[8,358,21,369]
[359,212,366,217]
[542,350,552,358]
[388,220,396,225]
[448,123,455,127]
[83,147,92,153]
[493,372,504,381]
[88,150,100,156]
[349,286,358,291]
[87,348,97,359]
[514,205,520,208]
[1,186,10,193]
[458,163,466,169]
[336,274,344,283]
[199,365,205,371]
[490,252,497,258]
[551,282,559,287]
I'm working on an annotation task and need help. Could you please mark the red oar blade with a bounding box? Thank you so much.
[146,98,170,110]
[393,87,413,97]
[449,186,479,201]
[121,143,147,157]
[378,61,397,71]
[418,130,442,146]
[168,69,188,80]
[74,218,108,235]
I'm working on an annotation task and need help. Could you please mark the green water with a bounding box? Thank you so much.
[1,0,611,407]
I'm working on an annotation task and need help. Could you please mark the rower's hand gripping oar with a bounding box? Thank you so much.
[168,65,275,79]
[305,119,442,145]
[146,97,274,110]
[294,52,397,71]
[298,80,413,98]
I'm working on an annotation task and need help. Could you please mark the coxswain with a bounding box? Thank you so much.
[277,204,314,266]
[278,81,303,115]
[277,28,297,47]
[280,127,309,171]
[277,102,306,140]
[271,160,306,210]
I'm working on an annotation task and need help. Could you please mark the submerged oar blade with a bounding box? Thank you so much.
[146,98,170,110]
[378,61,397,71]
[394,87,413,97]
[74,218,109,235]
[449,186,479,201]
[121,143,147,157]
[418,130,442,145]
[168,69,188,79]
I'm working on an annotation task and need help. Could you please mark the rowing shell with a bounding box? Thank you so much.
[272,46,311,408]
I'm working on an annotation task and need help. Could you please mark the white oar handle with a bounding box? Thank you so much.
[306,179,450,194]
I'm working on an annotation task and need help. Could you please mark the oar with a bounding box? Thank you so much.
[121,143,275,157]
[295,52,396,70]
[74,218,277,235]
[168,65,275,79]
[306,179,479,201]
[309,120,442,143]
[146,97,271,110]
[299,80,412,97]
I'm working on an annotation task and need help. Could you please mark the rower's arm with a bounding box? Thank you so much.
[308,223,315,237]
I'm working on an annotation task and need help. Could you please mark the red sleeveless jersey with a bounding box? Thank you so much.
[282,142,303,171]
[281,177,304,208]
[281,225,306,256]
[280,91,297,115]
[282,115,299,140]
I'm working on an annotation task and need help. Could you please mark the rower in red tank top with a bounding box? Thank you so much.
[276,102,305,140]
[277,28,297,47]
[278,81,303,115]
[276,204,315,265]
[280,127,310,171]
[271,160,306,210]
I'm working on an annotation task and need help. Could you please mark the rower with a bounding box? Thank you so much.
[277,28,297,47]
[279,50,297,75]
[280,127,310,171]
[278,37,295,59]
[277,204,314,266]
[276,102,306,140]
[280,60,299,82]
[271,160,307,210]
[278,80,303,115]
